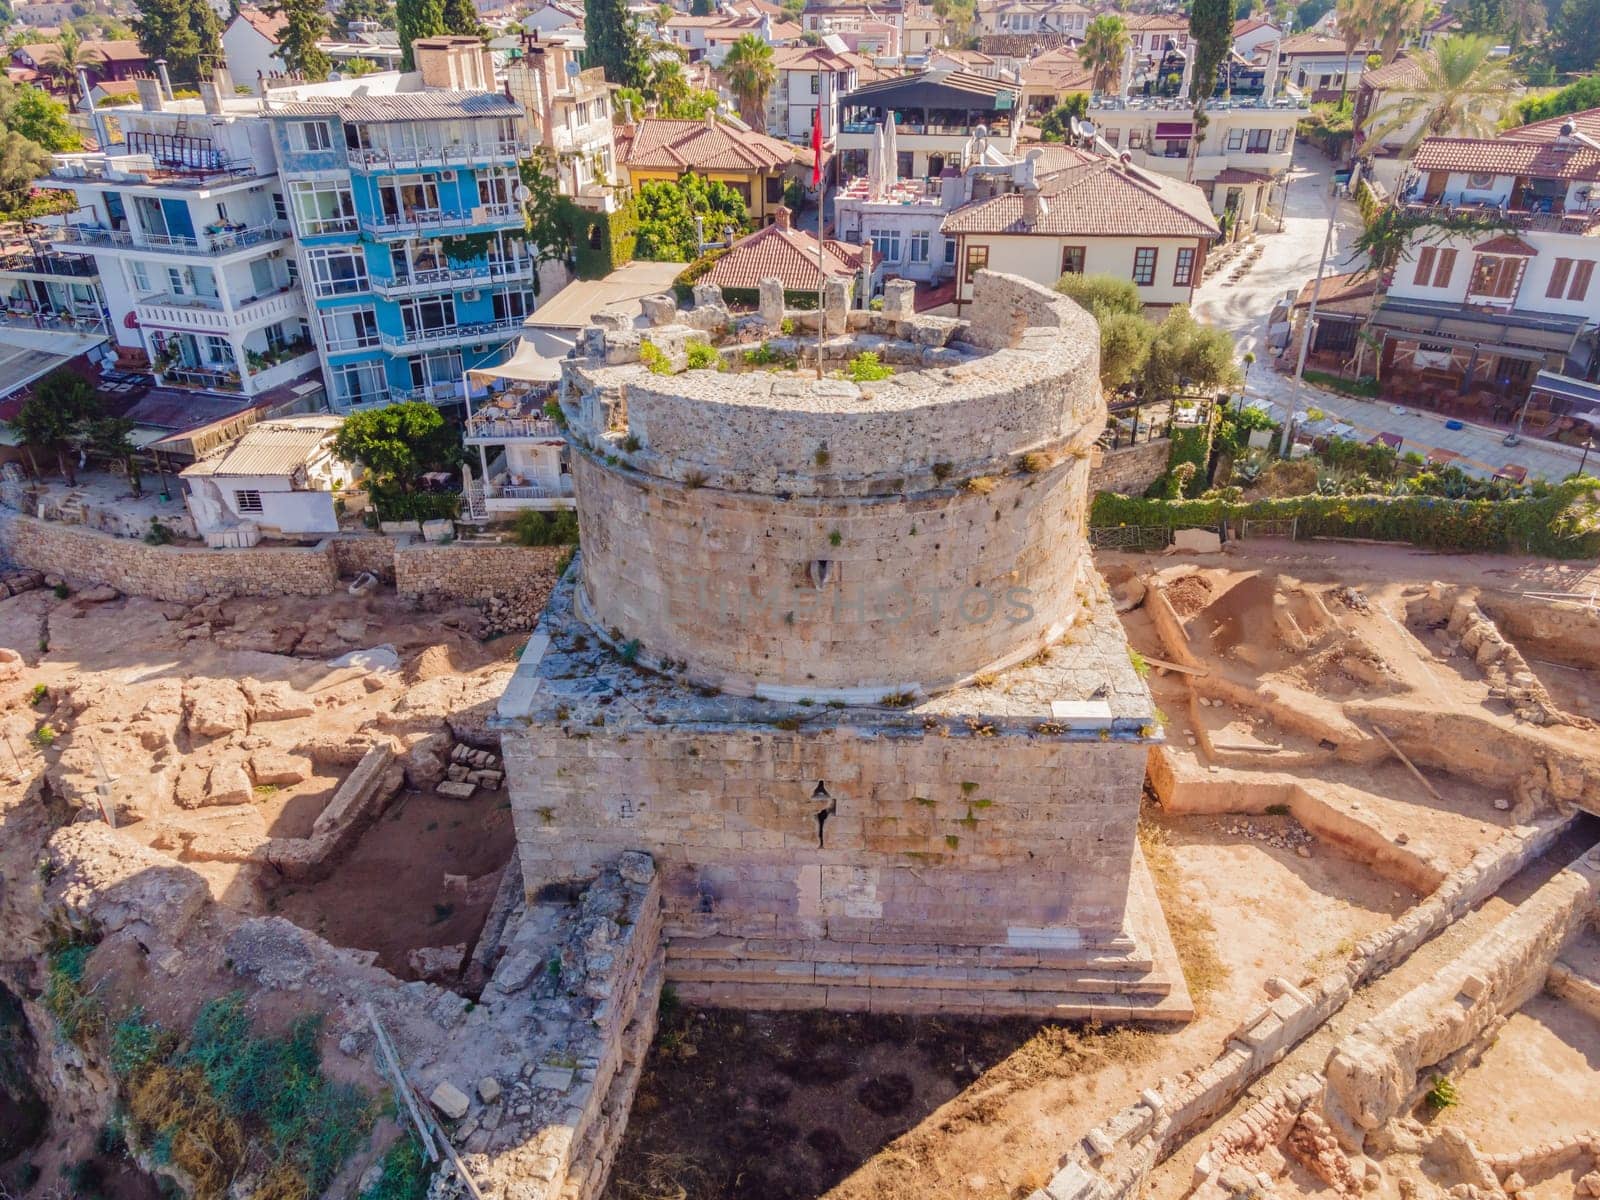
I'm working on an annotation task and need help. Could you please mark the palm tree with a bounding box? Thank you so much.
[1361,34,1516,158]
[1335,0,1380,106]
[47,28,89,92]
[721,34,775,131]
[1078,15,1130,94]
[1372,0,1429,61]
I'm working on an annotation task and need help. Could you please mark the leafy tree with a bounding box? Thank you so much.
[395,0,445,69]
[1333,0,1376,104]
[1512,74,1600,124]
[1361,34,1516,158]
[266,0,332,79]
[86,416,142,495]
[691,0,713,12]
[1187,0,1232,175]
[1038,94,1088,141]
[1296,0,1335,26]
[0,80,81,152]
[1298,98,1352,155]
[1545,0,1600,74]
[0,132,53,215]
[634,173,747,260]
[442,0,486,37]
[1078,15,1129,93]
[331,401,457,491]
[722,33,775,130]
[1140,306,1241,402]
[1054,272,1143,319]
[336,0,396,28]
[9,369,100,483]
[1369,0,1428,61]
[341,55,381,74]
[45,27,88,89]
[583,0,647,86]
[129,0,222,85]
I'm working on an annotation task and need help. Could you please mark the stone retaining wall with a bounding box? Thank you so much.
[394,541,566,603]
[1090,439,1171,498]
[0,512,337,602]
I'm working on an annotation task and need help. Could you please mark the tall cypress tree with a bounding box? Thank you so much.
[1186,0,1233,179]
[396,0,446,69]
[267,0,333,79]
[1547,0,1600,72]
[442,0,486,38]
[130,0,222,85]
[584,0,647,87]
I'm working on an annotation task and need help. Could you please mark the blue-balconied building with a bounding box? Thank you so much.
[268,58,538,410]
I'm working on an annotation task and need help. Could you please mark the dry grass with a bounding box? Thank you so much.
[1138,814,1227,1006]
[990,1021,1154,1089]
[609,1151,714,1200]
[127,1064,246,1199]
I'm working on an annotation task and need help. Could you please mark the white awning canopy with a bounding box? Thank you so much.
[467,340,563,385]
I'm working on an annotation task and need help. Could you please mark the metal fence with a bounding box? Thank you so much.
[1088,525,1175,551]
[1238,517,1298,541]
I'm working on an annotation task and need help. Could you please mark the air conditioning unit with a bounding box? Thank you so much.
[440,169,457,181]
[462,289,481,302]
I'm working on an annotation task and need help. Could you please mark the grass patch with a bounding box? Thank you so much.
[359,1134,433,1200]
[845,351,893,382]
[1127,648,1150,678]
[1138,815,1225,1006]
[684,341,720,371]
[638,341,671,375]
[44,938,103,1044]
[1302,370,1379,398]
[1425,1075,1459,1110]
[115,992,375,1200]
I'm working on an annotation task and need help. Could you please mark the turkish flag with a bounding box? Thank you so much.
[811,104,823,187]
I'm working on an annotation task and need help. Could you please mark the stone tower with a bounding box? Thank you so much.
[496,271,1190,1020]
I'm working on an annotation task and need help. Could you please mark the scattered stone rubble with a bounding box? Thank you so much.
[438,741,504,800]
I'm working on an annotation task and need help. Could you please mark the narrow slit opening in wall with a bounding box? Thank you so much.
[808,560,833,589]
[813,781,835,848]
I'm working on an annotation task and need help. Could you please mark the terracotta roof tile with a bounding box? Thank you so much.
[703,218,865,291]
[941,154,1219,238]
[617,117,802,172]
[1410,121,1600,182]
[1359,53,1425,90]
[1278,31,1369,54]
[234,5,289,43]
[1473,233,1538,255]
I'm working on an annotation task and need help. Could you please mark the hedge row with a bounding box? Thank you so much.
[1089,482,1600,559]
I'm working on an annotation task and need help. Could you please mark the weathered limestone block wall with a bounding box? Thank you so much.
[1090,438,1171,498]
[505,719,1149,1012]
[0,512,337,602]
[569,448,1094,698]
[328,534,396,581]
[394,542,566,603]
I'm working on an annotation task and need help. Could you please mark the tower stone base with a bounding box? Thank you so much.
[496,568,1193,1022]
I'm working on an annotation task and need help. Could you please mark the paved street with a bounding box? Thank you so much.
[1192,149,1592,483]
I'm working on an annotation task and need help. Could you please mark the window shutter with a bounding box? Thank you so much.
[1548,258,1572,299]
[1569,260,1594,301]
[1433,248,1456,287]
[1414,246,1436,286]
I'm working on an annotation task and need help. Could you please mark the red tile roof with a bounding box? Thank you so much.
[1291,269,1379,312]
[1278,32,1370,55]
[1411,114,1600,182]
[771,45,869,71]
[234,4,289,43]
[17,38,147,66]
[1019,46,1092,91]
[616,117,803,173]
[941,152,1219,238]
[1473,233,1538,255]
[703,216,866,292]
[1359,53,1425,90]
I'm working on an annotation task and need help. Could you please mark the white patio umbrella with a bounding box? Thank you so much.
[871,120,887,200]
[883,112,899,188]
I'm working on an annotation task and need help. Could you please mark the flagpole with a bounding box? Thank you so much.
[815,70,828,380]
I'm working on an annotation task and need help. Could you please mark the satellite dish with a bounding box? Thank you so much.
[1069,116,1082,136]
[565,60,580,75]
[1079,118,1096,138]
[516,183,532,202]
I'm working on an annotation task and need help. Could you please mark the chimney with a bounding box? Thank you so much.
[155,59,174,100]
[705,109,717,127]
[213,64,234,97]
[774,204,791,229]
[1021,184,1039,228]
[200,77,223,114]
[135,76,165,111]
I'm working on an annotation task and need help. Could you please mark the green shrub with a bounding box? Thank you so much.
[1090,479,1600,559]
[31,724,56,747]
[52,582,70,599]
[44,939,101,1043]
[846,351,893,382]
[638,342,671,375]
[29,683,47,706]
[109,1008,175,1078]
[512,509,580,547]
[1162,412,1216,498]
[369,487,460,523]
[1302,371,1379,398]
[1425,1075,1458,1109]
[684,341,720,370]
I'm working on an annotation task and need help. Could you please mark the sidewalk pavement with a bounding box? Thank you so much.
[1193,148,1592,484]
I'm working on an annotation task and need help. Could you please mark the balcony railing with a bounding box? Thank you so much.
[346,139,533,171]
[0,308,106,334]
[369,258,536,298]
[323,331,382,353]
[360,203,525,238]
[0,251,98,278]
[465,413,562,440]
[160,364,244,392]
[134,288,305,333]
[486,475,575,501]
[1399,199,1600,234]
[379,315,526,350]
[51,222,290,256]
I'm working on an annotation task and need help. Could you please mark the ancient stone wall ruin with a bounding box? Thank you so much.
[497,272,1188,1020]
[1090,438,1172,498]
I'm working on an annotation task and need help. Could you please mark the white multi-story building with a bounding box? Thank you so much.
[460,354,574,516]
[507,33,620,212]
[1085,94,1303,235]
[765,45,864,143]
[38,72,318,399]
[1368,112,1600,411]
[837,69,1019,183]
[975,0,1092,36]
